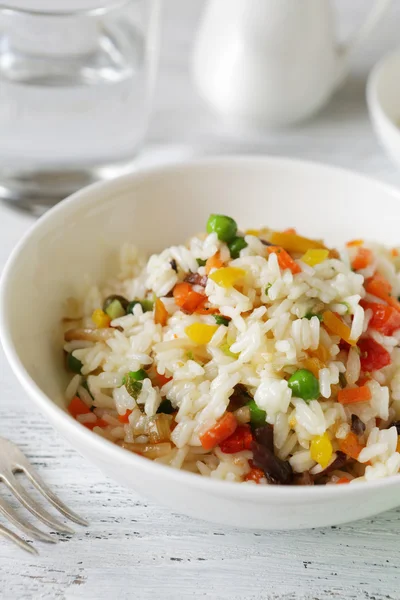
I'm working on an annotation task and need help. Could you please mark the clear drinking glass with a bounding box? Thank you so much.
[0,0,160,214]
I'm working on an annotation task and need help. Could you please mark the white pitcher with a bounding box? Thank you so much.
[192,0,392,127]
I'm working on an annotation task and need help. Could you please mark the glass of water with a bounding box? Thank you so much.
[0,0,160,214]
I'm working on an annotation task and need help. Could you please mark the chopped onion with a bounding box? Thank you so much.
[117,441,172,459]
[64,328,114,342]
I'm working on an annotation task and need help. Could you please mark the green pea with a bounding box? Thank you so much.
[206,214,237,243]
[196,258,207,267]
[105,299,126,320]
[247,399,267,426]
[214,315,230,326]
[228,236,248,259]
[157,399,174,414]
[67,352,83,374]
[288,369,319,402]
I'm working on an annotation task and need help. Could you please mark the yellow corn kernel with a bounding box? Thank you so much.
[209,267,246,288]
[270,231,326,254]
[311,343,330,363]
[310,433,333,469]
[92,309,111,329]
[245,229,260,236]
[302,357,324,378]
[185,323,218,344]
[301,249,329,267]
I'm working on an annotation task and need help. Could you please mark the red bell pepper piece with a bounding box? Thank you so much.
[358,337,391,372]
[362,301,400,336]
[219,424,253,454]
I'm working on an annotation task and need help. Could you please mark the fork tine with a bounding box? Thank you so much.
[0,522,38,555]
[19,464,88,527]
[1,471,74,534]
[0,497,56,544]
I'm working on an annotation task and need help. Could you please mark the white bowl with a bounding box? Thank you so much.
[2,156,400,531]
[367,50,400,169]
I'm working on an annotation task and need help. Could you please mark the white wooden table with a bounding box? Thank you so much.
[2,2,400,598]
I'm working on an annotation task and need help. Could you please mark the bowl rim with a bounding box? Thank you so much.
[367,49,400,141]
[2,154,400,501]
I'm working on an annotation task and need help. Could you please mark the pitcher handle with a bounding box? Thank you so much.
[335,0,392,87]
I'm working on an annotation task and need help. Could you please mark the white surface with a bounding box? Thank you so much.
[1,0,400,597]
[367,50,400,170]
[5,157,400,534]
[192,0,393,126]
[2,1,122,13]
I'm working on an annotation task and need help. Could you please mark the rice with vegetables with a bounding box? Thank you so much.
[63,215,400,485]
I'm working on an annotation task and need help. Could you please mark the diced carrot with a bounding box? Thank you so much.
[339,432,364,459]
[173,282,191,306]
[351,247,373,271]
[193,297,219,315]
[338,385,371,405]
[118,409,133,424]
[346,239,364,247]
[365,274,400,313]
[365,272,391,295]
[85,418,108,431]
[156,371,172,387]
[154,298,168,326]
[68,397,108,430]
[199,412,238,450]
[205,252,224,275]
[322,310,357,346]
[336,477,351,484]
[391,248,399,257]
[283,227,297,235]
[245,466,265,483]
[173,282,205,313]
[266,246,301,274]
[181,291,205,313]
[68,396,91,418]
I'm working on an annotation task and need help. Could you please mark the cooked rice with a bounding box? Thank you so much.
[62,219,400,486]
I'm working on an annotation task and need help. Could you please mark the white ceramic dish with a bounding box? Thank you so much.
[2,156,400,530]
[367,50,400,169]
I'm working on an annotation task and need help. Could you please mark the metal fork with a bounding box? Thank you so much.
[0,437,88,554]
